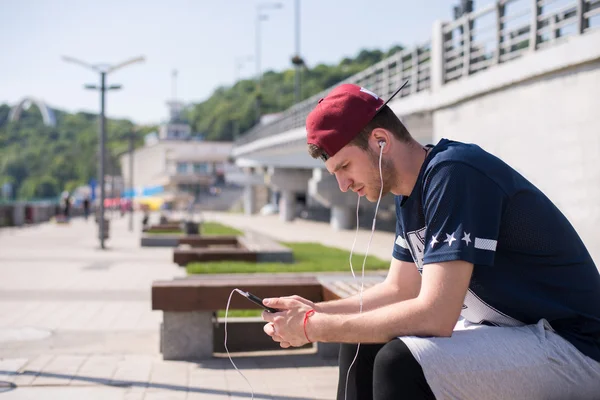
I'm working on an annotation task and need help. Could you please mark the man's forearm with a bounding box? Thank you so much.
[310,297,447,343]
[315,281,415,314]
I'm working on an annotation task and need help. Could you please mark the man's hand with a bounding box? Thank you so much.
[261,297,314,348]
[278,295,321,312]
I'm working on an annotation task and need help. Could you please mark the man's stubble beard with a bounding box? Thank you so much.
[364,149,396,202]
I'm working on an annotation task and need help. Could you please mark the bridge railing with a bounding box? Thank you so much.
[235,0,599,148]
[235,42,432,147]
[443,0,600,83]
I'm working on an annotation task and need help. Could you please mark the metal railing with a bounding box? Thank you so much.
[236,0,599,148]
[235,42,432,146]
[443,0,600,82]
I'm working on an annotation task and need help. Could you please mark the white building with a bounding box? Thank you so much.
[119,71,235,209]
[119,140,233,209]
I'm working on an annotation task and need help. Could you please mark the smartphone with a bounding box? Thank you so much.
[239,290,280,313]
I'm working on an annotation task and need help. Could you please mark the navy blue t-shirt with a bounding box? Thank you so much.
[393,138,600,363]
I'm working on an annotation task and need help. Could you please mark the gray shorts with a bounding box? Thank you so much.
[400,318,600,400]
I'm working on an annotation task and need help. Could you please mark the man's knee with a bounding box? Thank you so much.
[373,340,435,400]
[373,340,417,375]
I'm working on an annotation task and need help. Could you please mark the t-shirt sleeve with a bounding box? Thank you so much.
[421,161,507,266]
[392,196,414,262]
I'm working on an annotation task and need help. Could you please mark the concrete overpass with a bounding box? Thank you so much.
[231,0,600,262]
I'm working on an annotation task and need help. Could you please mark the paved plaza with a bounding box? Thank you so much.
[0,212,394,399]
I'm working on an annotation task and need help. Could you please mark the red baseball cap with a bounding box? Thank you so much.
[306,81,407,161]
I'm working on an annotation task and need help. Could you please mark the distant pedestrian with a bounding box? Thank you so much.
[63,195,70,219]
[83,197,90,221]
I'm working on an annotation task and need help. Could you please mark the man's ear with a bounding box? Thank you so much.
[371,128,391,152]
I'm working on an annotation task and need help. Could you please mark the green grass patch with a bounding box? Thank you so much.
[217,309,263,318]
[201,222,242,236]
[187,241,388,274]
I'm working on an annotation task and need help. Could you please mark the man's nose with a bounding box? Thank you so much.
[336,175,351,192]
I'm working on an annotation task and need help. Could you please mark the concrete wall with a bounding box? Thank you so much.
[433,59,600,264]
[120,143,166,189]
[401,112,434,146]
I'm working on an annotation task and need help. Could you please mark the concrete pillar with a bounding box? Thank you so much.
[430,20,445,92]
[242,168,268,215]
[243,185,255,216]
[309,168,360,231]
[269,168,312,222]
[309,168,395,231]
[161,311,213,360]
[13,203,25,226]
[270,189,279,206]
[331,205,355,230]
[279,190,296,222]
[32,206,40,223]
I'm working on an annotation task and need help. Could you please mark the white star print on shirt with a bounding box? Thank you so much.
[430,235,439,248]
[462,232,472,246]
[444,233,457,247]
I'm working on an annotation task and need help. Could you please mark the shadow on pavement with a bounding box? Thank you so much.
[0,370,323,400]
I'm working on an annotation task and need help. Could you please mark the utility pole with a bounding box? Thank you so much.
[255,2,283,122]
[293,0,302,104]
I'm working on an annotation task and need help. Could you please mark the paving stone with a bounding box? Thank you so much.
[0,214,341,399]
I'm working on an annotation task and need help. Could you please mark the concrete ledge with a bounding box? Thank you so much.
[141,234,238,248]
[173,231,294,266]
[237,231,294,263]
[141,235,180,247]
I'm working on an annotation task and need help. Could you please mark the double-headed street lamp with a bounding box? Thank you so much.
[255,2,282,120]
[62,55,145,249]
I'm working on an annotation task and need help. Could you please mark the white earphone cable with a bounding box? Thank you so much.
[344,143,385,400]
[225,289,255,399]
[224,144,386,400]
[348,192,361,280]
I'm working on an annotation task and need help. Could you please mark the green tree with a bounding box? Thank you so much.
[0,43,403,200]
[0,104,156,200]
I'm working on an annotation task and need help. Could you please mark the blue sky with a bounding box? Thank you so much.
[0,0,492,125]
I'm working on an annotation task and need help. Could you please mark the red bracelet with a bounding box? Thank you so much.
[303,309,316,343]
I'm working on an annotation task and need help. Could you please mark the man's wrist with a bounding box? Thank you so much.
[306,311,338,343]
[312,303,325,313]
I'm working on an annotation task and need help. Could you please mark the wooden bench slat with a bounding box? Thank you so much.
[152,276,322,312]
[154,275,319,287]
[318,275,385,300]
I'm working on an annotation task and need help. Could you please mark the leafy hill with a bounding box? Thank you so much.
[0,105,153,200]
[184,46,404,141]
[0,44,403,200]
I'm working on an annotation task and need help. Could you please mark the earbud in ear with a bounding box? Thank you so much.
[378,141,386,148]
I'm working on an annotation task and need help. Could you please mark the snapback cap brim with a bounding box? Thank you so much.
[374,79,409,117]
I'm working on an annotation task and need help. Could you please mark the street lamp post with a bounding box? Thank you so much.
[292,0,304,105]
[255,2,282,121]
[127,131,135,232]
[62,55,145,249]
[233,55,253,140]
